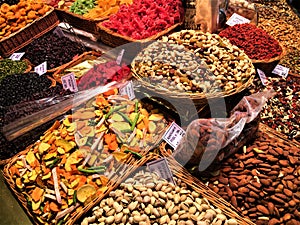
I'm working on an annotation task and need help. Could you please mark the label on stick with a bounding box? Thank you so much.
[272,64,289,78]
[119,80,135,100]
[9,52,25,61]
[61,72,78,92]
[163,122,186,149]
[34,61,47,76]
[147,158,175,184]
[257,69,268,86]
[226,13,250,26]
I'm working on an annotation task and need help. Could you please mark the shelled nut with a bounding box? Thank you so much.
[80,170,239,225]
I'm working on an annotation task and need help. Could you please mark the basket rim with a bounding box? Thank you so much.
[0,7,55,43]
[98,22,182,43]
[251,43,286,64]
[131,65,255,101]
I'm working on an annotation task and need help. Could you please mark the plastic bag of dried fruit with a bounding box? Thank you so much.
[173,89,274,172]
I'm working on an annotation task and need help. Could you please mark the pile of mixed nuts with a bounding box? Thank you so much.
[202,129,300,224]
[80,169,240,225]
[132,30,255,94]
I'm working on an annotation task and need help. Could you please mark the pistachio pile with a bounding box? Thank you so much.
[80,169,239,225]
[280,47,300,74]
[132,30,255,94]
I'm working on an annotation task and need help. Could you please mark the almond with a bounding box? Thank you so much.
[257,205,269,215]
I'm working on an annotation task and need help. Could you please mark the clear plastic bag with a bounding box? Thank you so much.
[173,89,274,172]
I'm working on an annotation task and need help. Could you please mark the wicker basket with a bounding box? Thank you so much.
[67,153,255,225]
[55,8,108,34]
[97,22,182,48]
[52,51,102,83]
[132,67,255,119]
[2,141,141,225]
[0,8,59,57]
[252,44,286,76]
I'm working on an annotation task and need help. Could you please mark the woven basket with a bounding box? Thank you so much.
[0,8,59,57]
[132,67,255,119]
[2,141,141,225]
[252,44,286,76]
[97,22,182,48]
[55,8,108,34]
[67,153,255,225]
[52,51,102,83]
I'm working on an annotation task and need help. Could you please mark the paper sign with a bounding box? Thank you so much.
[9,52,25,61]
[61,72,78,92]
[147,158,175,184]
[163,122,186,149]
[226,13,250,26]
[116,49,125,65]
[34,61,47,76]
[272,64,289,78]
[257,69,268,86]
[119,80,135,100]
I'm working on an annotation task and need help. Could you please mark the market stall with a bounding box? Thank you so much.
[0,0,299,224]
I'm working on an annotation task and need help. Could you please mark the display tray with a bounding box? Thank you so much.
[0,8,59,57]
[52,51,102,83]
[55,8,107,35]
[68,153,254,225]
[97,22,182,47]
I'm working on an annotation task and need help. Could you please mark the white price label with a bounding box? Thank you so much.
[119,80,135,100]
[34,61,47,76]
[272,64,289,78]
[257,69,268,86]
[147,158,175,184]
[61,72,78,92]
[226,13,250,26]
[163,122,186,149]
[116,49,125,65]
[9,52,25,61]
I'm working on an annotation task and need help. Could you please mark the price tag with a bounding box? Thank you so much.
[162,122,186,149]
[226,13,250,26]
[119,80,135,100]
[147,158,175,184]
[34,61,47,76]
[257,69,268,86]
[272,64,289,78]
[61,72,78,92]
[9,52,25,61]
[116,49,125,65]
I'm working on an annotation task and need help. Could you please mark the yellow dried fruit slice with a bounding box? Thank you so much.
[76,184,96,203]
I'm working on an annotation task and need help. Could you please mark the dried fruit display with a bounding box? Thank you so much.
[71,89,169,155]
[78,61,131,91]
[79,169,240,225]
[83,0,133,20]
[101,0,184,40]
[219,23,283,61]
[22,32,86,70]
[202,127,300,224]
[0,0,51,39]
[255,0,300,31]
[260,76,300,141]
[0,58,28,82]
[6,118,110,225]
[132,30,255,93]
